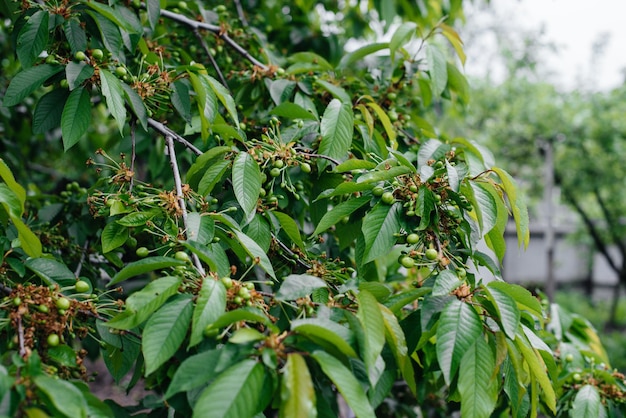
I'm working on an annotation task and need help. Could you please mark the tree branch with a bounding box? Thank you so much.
[193,29,229,89]
[165,135,206,276]
[593,189,626,259]
[561,185,620,275]
[147,118,202,156]
[160,9,268,70]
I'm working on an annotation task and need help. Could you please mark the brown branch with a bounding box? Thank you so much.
[159,9,268,70]
[272,233,311,270]
[593,189,626,259]
[561,185,620,275]
[165,135,206,276]
[193,29,229,89]
[0,282,12,295]
[17,316,26,358]
[147,118,202,156]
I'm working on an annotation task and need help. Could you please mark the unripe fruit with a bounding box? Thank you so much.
[573,373,582,382]
[126,236,138,249]
[381,192,394,205]
[60,79,69,88]
[245,282,255,290]
[238,288,251,300]
[372,186,384,197]
[300,162,311,173]
[136,247,149,258]
[425,248,438,260]
[220,277,233,288]
[37,305,49,313]
[409,185,418,193]
[178,1,188,9]
[56,298,71,310]
[58,309,66,316]
[203,326,219,338]
[47,334,60,347]
[565,354,574,363]
[269,167,281,178]
[400,256,415,268]
[406,233,419,245]
[92,49,104,60]
[273,159,284,169]
[74,51,87,61]
[13,297,21,306]
[74,280,90,293]
[456,267,467,278]
[115,66,127,77]
[233,296,243,305]
[174,251,190,262]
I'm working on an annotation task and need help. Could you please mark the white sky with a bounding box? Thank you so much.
[463,0,626,91]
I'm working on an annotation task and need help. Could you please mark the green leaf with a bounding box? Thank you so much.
[436,299,483,385]
[276,274,327,301]
[492,167,530,248]
[270,102,318,121]
[337,42,389,70]
[268,79,297,105]
[3,64,64,107]
[0,159,26,205]
[204,74,239,126]
[483,285,520,340]
[83,2,136,32]
[488,281,543,321]
[447,63,470,103]
[364,101,397,150]
[12,216,43,257]
[171,79,192,123]
[357,290,385,384]
[207,307,277,333]
[102,338,140,382]
[292,318,357,358]
[355,166,411,184]
[271,211,305,249]
[61,86,92,150]
[116,210,159,227]
[571,385,602,418]
[280,353,316,418]
[99,69,127,135]
[432,269,462,297]
[515,335,557,413]
[312,195,370,236]
[334,159,377,172]
[383,287,431,314]
[143,295,193,375]
[440,23,466,65]
[33,89,69,134]
[192,360,266,418]
[426,43,448,97]
[189,278,226,348]
[105,276,181,330]
[186,146,232,188]
[16,10,49,68]
[185,212,214,244]
[232,152,261,220]
[108,256,185,286]
[198,159,230,196]
[314,79,351,104]
[318,99,354,171]
[63,18,87,54]
[146,0,160,29]
[458,338,497,418]
[66,61,94,91]
[415,186,436,230]
[361,202,402,264]
[380,304,415,394]
[389,22,416,62]
[233,230,276,280]
[88,12,123,60]
[468,181,497,237]
[25,258,75,287]
[165,349,228,399]
[0,183,22,218]
[181,241,230,277]
[311,351,376,418]
[34,375,87,418]
[188,71,217,140]
[101,221,128,253]
[121,83,148,131]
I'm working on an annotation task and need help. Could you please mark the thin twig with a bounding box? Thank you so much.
[0,283,12,295]
[74,240,90,277]
[293,147,341,166]
[165,135,206,276]
[272,234,311,269]
[129,119,137,193]
[193,28,229,89]
[147,118,202,155]
[160,9,268,70]
[234,0,249,27]
[17,316,26,358]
